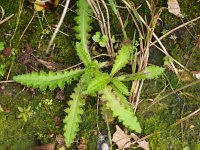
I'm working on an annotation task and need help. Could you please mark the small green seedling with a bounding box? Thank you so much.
[17,106,33,122]
[41,29,50,35]
[92,32,108,47]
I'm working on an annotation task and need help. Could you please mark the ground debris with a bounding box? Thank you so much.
[167,0,184,18]
[29,143,55,150]
[112,125,149,150]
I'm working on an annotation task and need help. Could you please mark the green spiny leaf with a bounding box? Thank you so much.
[101,86,141,133]
[116,72,147,81]
[13,69,84,91]
[85,73,110,95]
[111,79,129,96]
[74,0,93,66]
[63,85,85,148]
[144,66,165,79]
[76,42,91,65]
[111,86,132,111]
[110,44,131,76]
[116,66,165,81]
[79,61,100,90]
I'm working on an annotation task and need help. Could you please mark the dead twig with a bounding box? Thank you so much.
[10,0,24,46]
[46,0,71,54]
[150,16,200,46]
[172,108,200,127]
[0,14,14,25]
[19,12,36,41]
[88,0,114,56]
[0,80,14,83]
[149,79,200,108]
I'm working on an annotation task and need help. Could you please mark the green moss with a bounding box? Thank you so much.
[140,75,200,149]
[0,84,66,149]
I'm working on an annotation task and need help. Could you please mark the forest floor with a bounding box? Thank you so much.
[0,0,200,149]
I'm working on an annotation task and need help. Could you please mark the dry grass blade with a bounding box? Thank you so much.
[122,0,163,111]
[172,108,200,127]
[10,0,24,46]
[0,5,14,25]
[46,0,71,54]
[19,12,36,41]
[0,80,14,83]
[88,0,114,56]
[101,0,114,55]
[0,14,14,25]
[0,5,5,20]
[136,11,181,77]
[149,79,200,108]
[150,16,200,46]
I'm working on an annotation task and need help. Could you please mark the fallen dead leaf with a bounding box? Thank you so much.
[37,59,57,70]
[29,143,55,150]
[131,133,149,150]
[192,71,200,79]
[34,0,45,12]
[78,137,87,150]
[56,134,66,149]
[112,126,132,149]
[112,125,150,150]
[180,72,192,82]
[37,58,64,70]
[55,89,65,101]
[54,116,61,127]
[56,134,65,146]
[167,0,184,18]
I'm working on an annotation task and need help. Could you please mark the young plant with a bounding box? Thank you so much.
[92,32,108,47]
[13,0,165,148]
[17,106,34,122]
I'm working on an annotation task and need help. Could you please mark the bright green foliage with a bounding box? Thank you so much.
[111,86,132,111]
[92,32,108,47]
[111,79,129,96]
[13,69,83,91]
[63,85,85,148]
[74,0,93,66]
[11,0,166,147]
[17,106,33,122]
[92,32,101,42]
[116,66,165,81]
[85,73,110,95]
[144,65,165,79]
[101,86,141,133]
[110,44,131,76]
[99,35,108,47]
[80,61,100,89]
